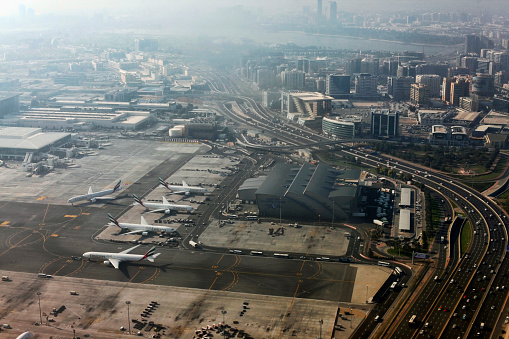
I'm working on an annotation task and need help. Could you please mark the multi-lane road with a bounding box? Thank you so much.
[163,64,509,338]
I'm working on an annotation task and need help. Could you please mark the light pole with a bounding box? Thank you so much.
[317,319,323,339]
[366,285,369,303]
[36,292,42,325]
[221,310,227,338]
[279,198,282,227]
[125,301,131,334]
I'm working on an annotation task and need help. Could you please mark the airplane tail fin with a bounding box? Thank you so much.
[159,177,169,189]
[141,246,157,261]
[113,180,122,192]
[146,252,161,262]
[133,194,145,207]
[108,213,121,228]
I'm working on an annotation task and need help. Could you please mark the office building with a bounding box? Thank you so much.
[322,116,362,139]
[471,74,495,97]
[443,76,471,106]
[429,125,469,146]
[416,74,442,97]
[370,109,399,137]
[281,92,333,119]
[317,0,323,16]
[410,83,430,106]
[415,64,449,78]
[346,58,362,75]
[387,76,414,101]
[354,73,378,99]
[281,70,305,90]
[329,1,337,22]
[326,74,351,98]
[134,38,158,52]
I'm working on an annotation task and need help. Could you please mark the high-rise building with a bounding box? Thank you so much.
[329,1,337,22]
[449,77,471,106]
[410,83,430,106]
[416,74,442,97]
[134,38,158,52]
[326,74,351,98]
[361,58,379,75]
[281,70,306,90]
[387,76,414,101]
[415,64,449,78]
[346,58,362,75]
[317,0,323,16]
[495,71,509,87]
[471,74,495,97]
[465,34,481,55]
[354,74,378,99]
[370,109,399,137]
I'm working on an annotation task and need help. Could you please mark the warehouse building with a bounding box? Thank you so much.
[0,127,71,160]
[246,163,360,221]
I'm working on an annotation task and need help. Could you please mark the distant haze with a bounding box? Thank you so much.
[6,0,509,16]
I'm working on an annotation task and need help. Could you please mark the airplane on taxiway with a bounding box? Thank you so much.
[82,244,160,269]
[68,180,122,204]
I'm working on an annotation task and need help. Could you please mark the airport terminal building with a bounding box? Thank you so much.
[0,127,71,160]
[239,163,360,221]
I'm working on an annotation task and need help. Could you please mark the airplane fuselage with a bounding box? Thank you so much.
[141,201,193,212]
[83,252,145,262]
[68,188,116,204]
[166,185,207,194]
[115,222,175,234]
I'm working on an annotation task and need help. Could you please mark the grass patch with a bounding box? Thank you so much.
[461,222,472,254]
[387,248,413,258]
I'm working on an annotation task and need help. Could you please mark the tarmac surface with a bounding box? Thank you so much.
[0,138,392,338]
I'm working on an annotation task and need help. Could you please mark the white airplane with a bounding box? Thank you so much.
[16,332,34,339]
[82,244,160,269]
[68,180,122,204]
[108,213,176,236]
[159,177,207,195]
[133,194,194,214]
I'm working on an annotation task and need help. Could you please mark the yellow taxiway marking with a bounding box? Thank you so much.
[64,215,77,218]
[0,221,10,226]
[82,212,90,215]
[37,196,47,201]
[51,234,59,237]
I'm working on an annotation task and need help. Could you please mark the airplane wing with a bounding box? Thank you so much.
[119,244,141,254]
[182,181,189,188]
[147,209,168,213]
[93,196,116,201]
[88,187,93,194]
[123,230,144,235]
[109,258,121,269]
[140,216,149,225]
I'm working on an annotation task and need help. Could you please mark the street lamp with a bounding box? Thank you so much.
[221,310,227,338]
[317,319,323,339]
[125,301,131,334]
[279,198,282,227]
[36,292,42,325]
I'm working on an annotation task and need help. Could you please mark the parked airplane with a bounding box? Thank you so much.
[159,177,207,195]
[82,245,160,269]
[16,332,34,339]
[108,213,176,236]
[133,194,194,214]
[68,180,122,204]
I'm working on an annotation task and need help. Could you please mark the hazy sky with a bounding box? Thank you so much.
[6,0,508,16]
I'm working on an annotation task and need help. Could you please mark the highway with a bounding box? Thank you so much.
[187,64,509,337]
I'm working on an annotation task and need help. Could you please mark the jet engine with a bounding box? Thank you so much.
[104,260,112,266]
[142,231,148,237]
